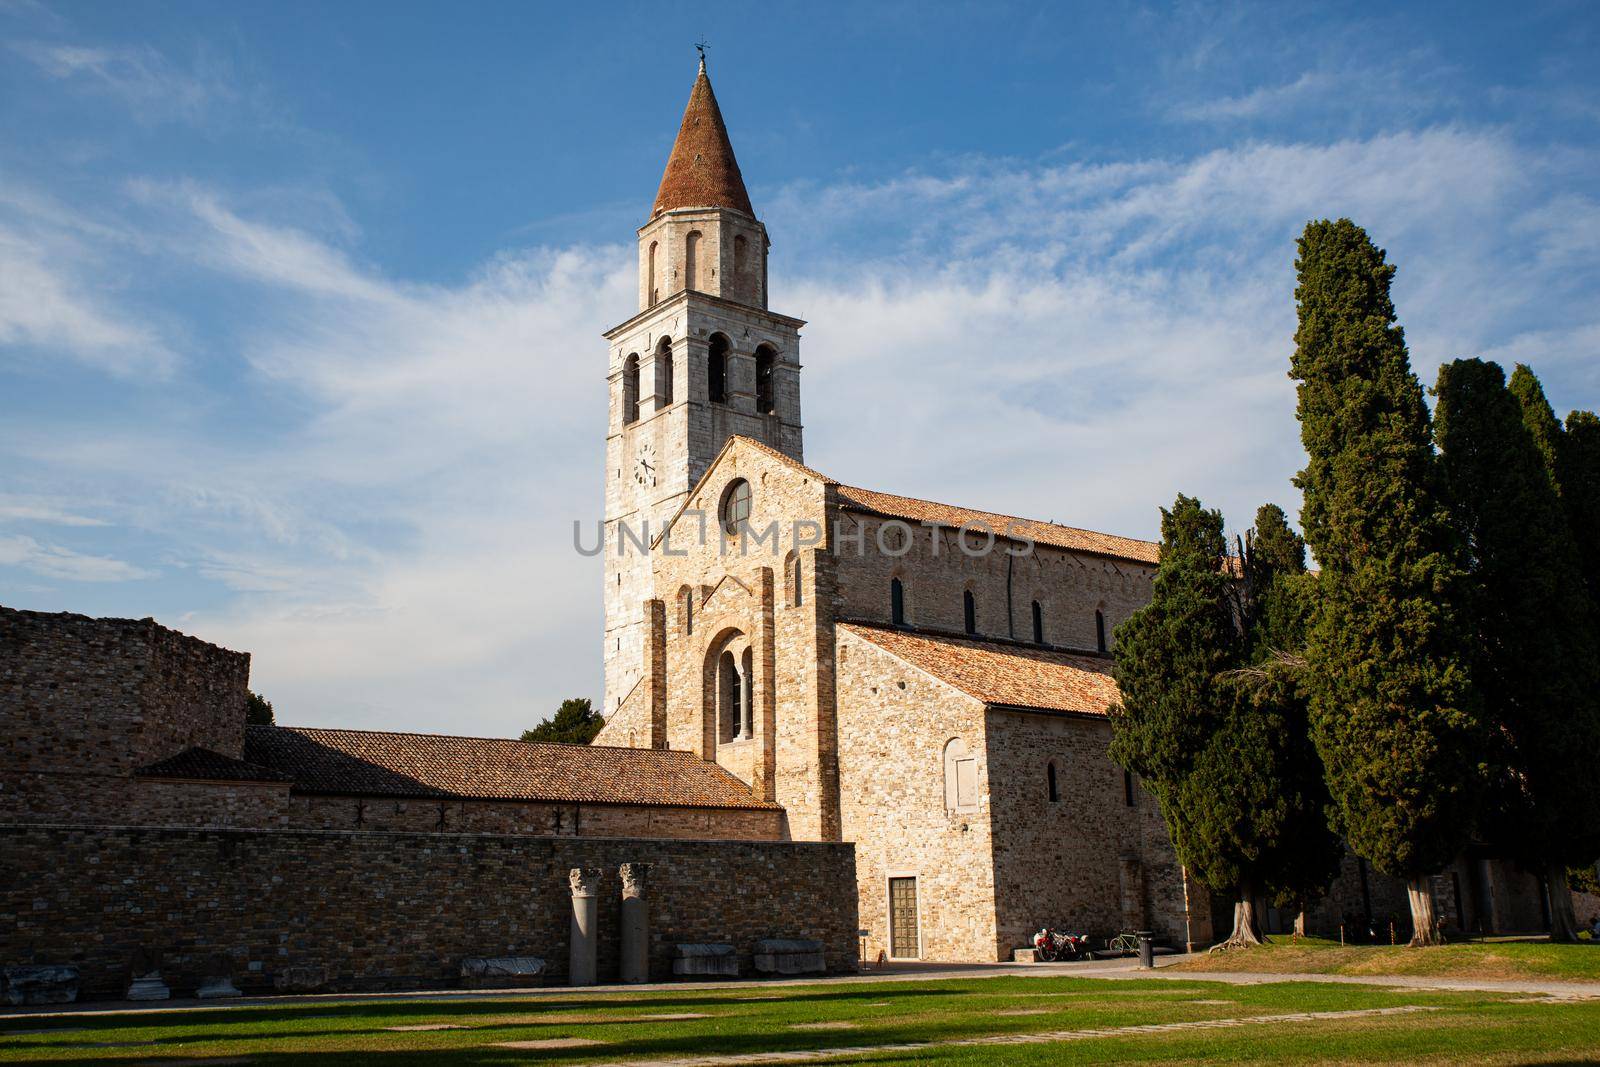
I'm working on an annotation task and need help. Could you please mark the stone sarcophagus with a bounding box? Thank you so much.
[752,938,826,975]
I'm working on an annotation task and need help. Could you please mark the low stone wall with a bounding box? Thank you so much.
[0,825,857,998]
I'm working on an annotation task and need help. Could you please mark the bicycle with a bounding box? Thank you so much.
[1104,931,1141,957]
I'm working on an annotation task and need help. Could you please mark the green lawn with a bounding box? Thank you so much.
[3,974,1599,1065]
[1167,935,1600,982]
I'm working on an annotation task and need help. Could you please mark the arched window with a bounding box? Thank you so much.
[755,344,776,414]
[648,240,660,304]
[1032,601,1044,645]
[963,590,977,635]
[1123,769,1136,807]
[785,551,802,608]
[655,337,673,406]
[944,738,978,812]
[720,478,751,535]
[622,354,640,424]
[1047,761,1059,803]
[740,646,754,740]
[1096,610,1107,653]
[707,333,729,404]
[891,577,906,626]
[679,585,693,635]
[685,230,701,291]
[719,650,741,742]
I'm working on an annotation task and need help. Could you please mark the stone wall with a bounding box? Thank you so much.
[0,607,249,780]
[830,516,1156,656]
[0,824,857,997]
[985,709,1204,955]
[836,628,997,962]
[287,796,781,840]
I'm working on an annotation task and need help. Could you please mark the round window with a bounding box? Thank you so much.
[720,479,752,534]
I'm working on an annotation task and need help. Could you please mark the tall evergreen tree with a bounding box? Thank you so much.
[1507,364,1564,479]
[1290,218,1484,946]
[1558,410,1600,600]
[1110,496,1339,949]
[1456,362,1600,940]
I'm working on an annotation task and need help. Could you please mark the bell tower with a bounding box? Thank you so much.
[601,56,807,717]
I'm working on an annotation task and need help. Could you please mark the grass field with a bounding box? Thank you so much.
[1166,936,1600,982]
[3,974,1600,1065]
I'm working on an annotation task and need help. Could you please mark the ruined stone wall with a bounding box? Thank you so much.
[835,628,998,962]
[0,825,857,997]
[0,607,249,799]
[829,517,1155,655]
[985,709,1198,955]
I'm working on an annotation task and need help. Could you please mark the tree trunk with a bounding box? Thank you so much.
[1547,863,1580,943]
[1406,877,1445,947]
[1211,883,1268,951]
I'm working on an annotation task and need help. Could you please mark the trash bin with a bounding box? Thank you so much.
[1137,930,1154,969]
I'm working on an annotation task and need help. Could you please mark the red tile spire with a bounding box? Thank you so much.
[651,56,754,218]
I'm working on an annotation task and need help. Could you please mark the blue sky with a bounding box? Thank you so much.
[3,0,1598,736]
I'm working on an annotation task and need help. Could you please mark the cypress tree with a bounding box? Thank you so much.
[1290,218,1484,946]
[1507,364,1564,478]
[1457,362,1600,940]
[1558,410,1600,600]
[1110,497,1339,949]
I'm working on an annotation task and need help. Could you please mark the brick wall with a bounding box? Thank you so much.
[0,825,857,997]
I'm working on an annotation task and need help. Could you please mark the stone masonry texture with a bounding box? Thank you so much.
[0,825,857,997]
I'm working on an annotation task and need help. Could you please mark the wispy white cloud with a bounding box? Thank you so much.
[1172,72,1327,122]
[0,495,108,526]
[0,219,177,376]
[0,534,152,582]
[12,40,231,124]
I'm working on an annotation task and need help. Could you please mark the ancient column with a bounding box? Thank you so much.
[569,867,602,986]
[619,863,651,984]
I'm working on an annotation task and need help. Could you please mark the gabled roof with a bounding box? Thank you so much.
[652,61,754,218]
[136,746,293,784]
[834,485,1161,565]
[242,726,777,810]
[839,622,1120,718]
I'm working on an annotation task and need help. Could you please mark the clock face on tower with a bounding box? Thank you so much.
[634,441,656,488]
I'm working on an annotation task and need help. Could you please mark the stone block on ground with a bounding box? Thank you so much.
[460,956,546,988]
[752,938,825,975]
[197,977,242,999]
[1012,948,1037,963]
[273,964,332,994]
[2,965,79,1006]
[671,943,739,978]
[127,972,171,1001]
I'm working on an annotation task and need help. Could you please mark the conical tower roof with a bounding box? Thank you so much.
[651,59,754,218]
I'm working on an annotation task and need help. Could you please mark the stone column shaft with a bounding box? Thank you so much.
[569,867,602,986]
[619,863,650,984]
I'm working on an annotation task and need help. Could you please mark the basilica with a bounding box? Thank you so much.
[0,63,1566,998]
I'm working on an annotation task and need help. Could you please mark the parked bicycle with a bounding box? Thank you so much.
[1032,927,1092,962]
[1103,931,1141,957]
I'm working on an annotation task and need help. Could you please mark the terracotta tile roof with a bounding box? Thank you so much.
[242,726,776,810]
[652,63,753,218]
[834,485,1161,565]
[839,622,1120,717]
[136,746,293,783]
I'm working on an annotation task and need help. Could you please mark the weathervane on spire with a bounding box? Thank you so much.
[695,37,709,73]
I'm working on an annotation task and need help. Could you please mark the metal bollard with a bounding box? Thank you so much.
[1137,930,1154,969]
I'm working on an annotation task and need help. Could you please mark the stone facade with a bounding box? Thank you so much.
[0,825,857,997]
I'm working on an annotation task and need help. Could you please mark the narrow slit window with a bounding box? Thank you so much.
[963,590,976,635]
